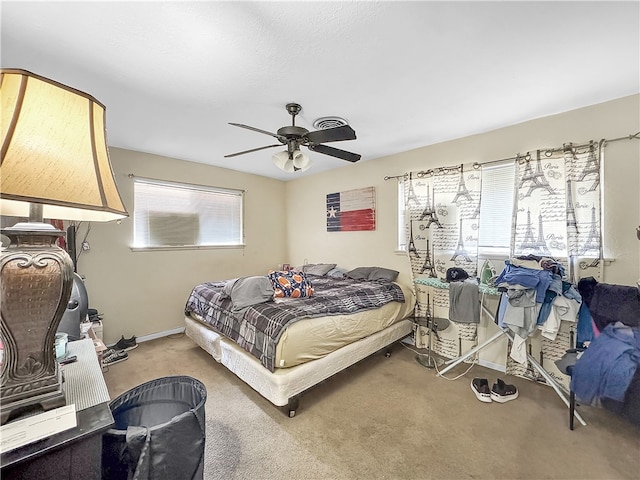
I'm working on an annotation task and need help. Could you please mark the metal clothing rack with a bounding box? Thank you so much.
[436,301,587,427]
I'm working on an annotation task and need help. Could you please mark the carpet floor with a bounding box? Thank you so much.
[102,334,640,480]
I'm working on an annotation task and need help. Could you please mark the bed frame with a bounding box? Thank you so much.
[185,315,412,416]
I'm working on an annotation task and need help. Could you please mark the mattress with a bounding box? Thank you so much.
[188,281,415,369]
[274,281,414,367]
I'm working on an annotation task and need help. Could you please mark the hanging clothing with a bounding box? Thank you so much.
[497,290,541,364]
[494,261,553,303]
[448,278,480,324]
[539,295,580,341]
[576,302,595,348]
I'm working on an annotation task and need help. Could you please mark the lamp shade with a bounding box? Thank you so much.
[272,150,312,173]
[0,68,128,222]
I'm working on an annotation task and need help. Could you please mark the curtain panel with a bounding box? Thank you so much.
[406,143,602,383]
[506,143,602,381]
[405,165,482,358]
[513,143,602,281]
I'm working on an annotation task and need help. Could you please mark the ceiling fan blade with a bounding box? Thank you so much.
[308,144,361,163]
[229,122,283,140]
[305,125,357,144]
[224,144,282,158]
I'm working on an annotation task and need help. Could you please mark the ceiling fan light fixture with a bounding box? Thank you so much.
[228,103,360,168]
[272,151,292,172]
[272,150,311,173]
[292,151,311,172]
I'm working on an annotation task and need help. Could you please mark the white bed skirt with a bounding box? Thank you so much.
[185,316,412,407]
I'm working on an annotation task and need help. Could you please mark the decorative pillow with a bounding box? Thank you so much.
[267,270,314,298]
[346,266,399,282]
[299,263,337,276]
[223,276,274,312]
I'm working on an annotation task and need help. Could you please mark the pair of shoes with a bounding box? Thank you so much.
[471,377,519,403]
[113,335,138,351]
[102,348,128,366]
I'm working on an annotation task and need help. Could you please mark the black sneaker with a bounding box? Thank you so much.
[490,378,519,403]
[113,335,138,351]
[102,349,128,366]
[471,378,492,403]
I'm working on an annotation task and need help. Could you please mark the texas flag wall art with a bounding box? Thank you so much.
[326,186,376,232]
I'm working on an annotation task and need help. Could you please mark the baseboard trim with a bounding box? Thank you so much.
[136,327,186,344]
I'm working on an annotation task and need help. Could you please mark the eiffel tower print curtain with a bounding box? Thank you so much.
[404,165,482,357]
[512,144,602,280]
[506,143,602,383]
[404,143,602,374]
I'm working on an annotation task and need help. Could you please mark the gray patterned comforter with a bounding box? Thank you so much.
[184,276,405,371]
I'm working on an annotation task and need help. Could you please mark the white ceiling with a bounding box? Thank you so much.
[2,1,639,181]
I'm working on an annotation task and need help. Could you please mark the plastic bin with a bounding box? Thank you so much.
[102,376,207,480]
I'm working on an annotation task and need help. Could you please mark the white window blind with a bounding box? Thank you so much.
[133,178,243,249]
[478,162,515,255]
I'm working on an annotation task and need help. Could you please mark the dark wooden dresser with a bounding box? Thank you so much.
[1,338,114,480]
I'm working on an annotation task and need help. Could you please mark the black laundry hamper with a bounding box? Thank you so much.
[102,375,207,480]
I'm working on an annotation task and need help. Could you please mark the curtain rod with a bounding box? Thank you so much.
[383,131,640,180]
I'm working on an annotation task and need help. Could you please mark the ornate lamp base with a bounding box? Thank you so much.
[1,223,72,424]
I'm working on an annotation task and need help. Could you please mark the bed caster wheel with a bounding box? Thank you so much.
[288,409,296,418]
[385,352,391,357]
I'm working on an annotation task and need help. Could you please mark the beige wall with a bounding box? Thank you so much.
[80,95,639,346]
[284,94,639,369]
[78,148,287,344]
[285,94,640,288]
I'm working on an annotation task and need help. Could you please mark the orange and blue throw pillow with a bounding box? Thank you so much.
[267,270,315,298]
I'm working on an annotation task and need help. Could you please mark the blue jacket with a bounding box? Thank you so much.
[571,322,640,404]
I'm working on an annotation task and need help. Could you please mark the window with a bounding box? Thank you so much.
[132,177,243,249]
[396,163,515,257]
[478,162,515,257]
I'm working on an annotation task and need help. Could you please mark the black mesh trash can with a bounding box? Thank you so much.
[102,376,207,480]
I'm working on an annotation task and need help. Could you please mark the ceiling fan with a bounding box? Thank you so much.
[225,103,361,172]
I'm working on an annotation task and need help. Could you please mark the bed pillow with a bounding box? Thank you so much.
[367,267,400,282]
[346,266,399,282]
[299,263,337,276]
[268,270,315,298]
[222,276,275,312]
[345,266,374,280]
[327,267,348,278]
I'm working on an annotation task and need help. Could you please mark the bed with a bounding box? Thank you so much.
[184,267,415,416]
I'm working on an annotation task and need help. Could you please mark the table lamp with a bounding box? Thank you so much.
[0,69,128,424]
